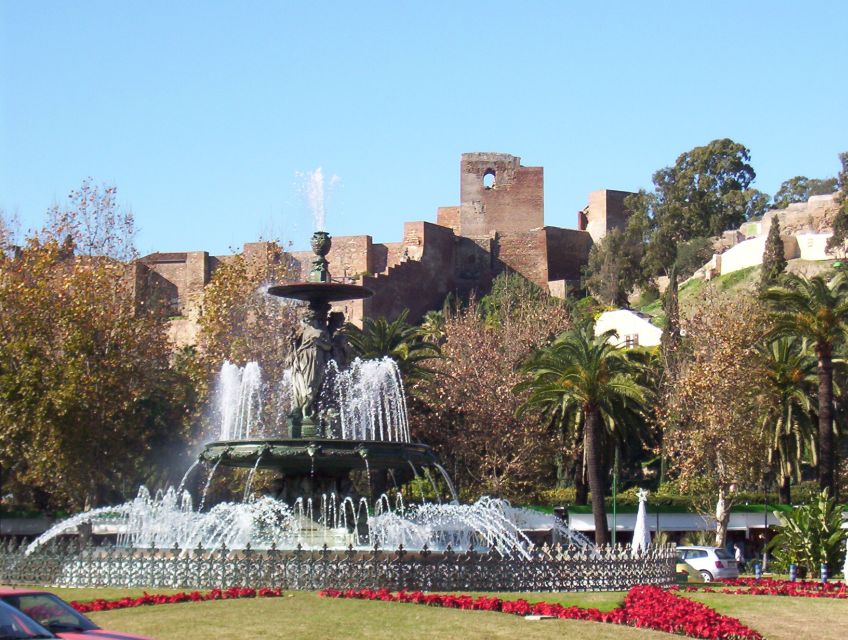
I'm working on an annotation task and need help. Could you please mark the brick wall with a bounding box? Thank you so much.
[458,153,544,237]
[454,236,494,293]
[363,222,458,323]
[436,206,461,234]
[584,189,634,243]
[139,253,188,313]
[495,230,549,287]
[184,251,210,308]
[382,242,404,271]
[545,227,594,283]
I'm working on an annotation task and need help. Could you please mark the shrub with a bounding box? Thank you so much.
[767,489,847,573]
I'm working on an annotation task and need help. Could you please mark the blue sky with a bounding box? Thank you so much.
[1,1,846,255]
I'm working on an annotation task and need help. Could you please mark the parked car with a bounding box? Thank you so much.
[0,589,152,640]
[0,599,57,639]
[675,545,739,582]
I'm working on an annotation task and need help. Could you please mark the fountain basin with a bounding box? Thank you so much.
[200,438,438,475]
[267,282,372,302]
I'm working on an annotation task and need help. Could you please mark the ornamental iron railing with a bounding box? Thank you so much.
[0,539,677,592]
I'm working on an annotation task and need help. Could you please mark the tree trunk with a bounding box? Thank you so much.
[555,419,567,488]
[714,485,731,548]
[574,469,589,506]
[555,450,567,489]
[585,404,609,545]
[778,474,791,505]
[817,345,836,497]
[571,417,588,505]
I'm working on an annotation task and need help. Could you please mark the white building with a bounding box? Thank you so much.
[595,309,663,348]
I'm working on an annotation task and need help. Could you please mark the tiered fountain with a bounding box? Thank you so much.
[202,230,441,497]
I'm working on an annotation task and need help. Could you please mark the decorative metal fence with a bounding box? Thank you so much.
[0,540,676,592]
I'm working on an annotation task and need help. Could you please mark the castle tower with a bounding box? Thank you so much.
[577,189,633,243]
[452,152,545,238]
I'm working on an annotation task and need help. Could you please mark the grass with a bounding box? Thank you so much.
[639,258,837,325]
[11,585,848,639]
[685,592,848,640]
[84,592,672,640]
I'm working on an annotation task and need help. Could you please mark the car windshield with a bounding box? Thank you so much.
[0,595,97,633]
[715,549,734,560]
[0,601,55,639]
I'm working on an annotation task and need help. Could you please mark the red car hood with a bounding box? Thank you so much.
[57,630,154,640]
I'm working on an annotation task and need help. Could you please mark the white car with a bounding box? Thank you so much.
[676,546,739,582]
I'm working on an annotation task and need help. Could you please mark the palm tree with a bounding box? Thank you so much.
[343,309,440,383]
[418,310,446,346]
[516,326,651,545]
[758,337,817,504]
[763,273,848,496]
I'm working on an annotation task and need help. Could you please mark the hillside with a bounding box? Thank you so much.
[638,259,835,327]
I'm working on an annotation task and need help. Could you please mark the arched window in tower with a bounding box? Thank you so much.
[483,169,496,189]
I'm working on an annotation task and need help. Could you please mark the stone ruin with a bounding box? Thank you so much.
[132,152,633,345]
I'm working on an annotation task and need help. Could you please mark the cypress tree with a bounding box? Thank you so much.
[760,216,787,292]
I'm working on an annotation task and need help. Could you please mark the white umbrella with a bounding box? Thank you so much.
[631,488,652,553]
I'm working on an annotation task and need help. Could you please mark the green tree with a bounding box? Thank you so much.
[516,326,651,545]
[763,274,848,497]
[826,153,848,256]
[582,228,642,306]
[760,217,787,293]
[625,139,770,278]
[758,337,817,504]
[674,236,714,280]
[343,310,440,383]
[418,310,446,345]
[0,210,17,257]
[773,176,838,209]
[196,244,301,443]
[658,264,683,486]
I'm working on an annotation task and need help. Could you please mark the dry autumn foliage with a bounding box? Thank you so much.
[195,243,300,441]
[663,288,771,545]
[410,276,570,500]
[0,184,195,512]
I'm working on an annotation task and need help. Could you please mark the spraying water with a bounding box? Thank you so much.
[217,361,263,440]
[211,358,410,443]
[326,357,410,442]
[301,168,340,232]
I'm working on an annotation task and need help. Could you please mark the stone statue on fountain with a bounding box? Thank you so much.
[289,312,333,433]
[285,231,355,437]
[328,311,352,368]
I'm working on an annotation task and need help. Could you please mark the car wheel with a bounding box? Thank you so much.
[700,570,713,582]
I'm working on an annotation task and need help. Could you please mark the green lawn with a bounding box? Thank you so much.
[685,592,848,640]
[10,586,848,639]
[85,592,673,640]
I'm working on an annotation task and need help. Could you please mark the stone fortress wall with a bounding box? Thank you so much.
[696,193,841,281]
[133,152,633,346]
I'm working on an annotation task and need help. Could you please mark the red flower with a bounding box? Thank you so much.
[316,585,763,640]
[68,586,286,613]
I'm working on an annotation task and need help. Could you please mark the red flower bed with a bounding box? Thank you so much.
[682,578,848,599]
[70,587,283,613]
[319,585,762,640]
